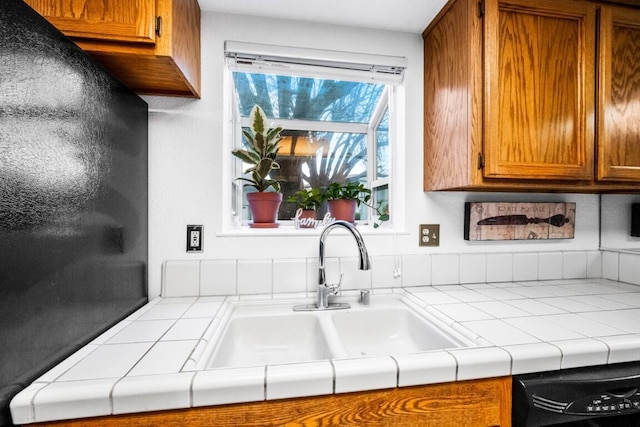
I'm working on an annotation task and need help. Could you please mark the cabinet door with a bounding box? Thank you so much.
[24,0,156,44]
[598,7,640,181]
[483,0,595,180]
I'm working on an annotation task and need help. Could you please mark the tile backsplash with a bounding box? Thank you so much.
[161,250,616,298]
[602,249,640,285]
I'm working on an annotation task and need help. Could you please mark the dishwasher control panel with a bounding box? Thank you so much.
[569,390,640,415]
[513,362,640,427]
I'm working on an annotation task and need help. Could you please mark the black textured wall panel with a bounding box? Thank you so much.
[0,1,148,424]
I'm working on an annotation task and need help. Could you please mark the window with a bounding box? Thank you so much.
[226,42,406,227]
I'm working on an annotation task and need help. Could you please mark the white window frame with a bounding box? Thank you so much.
[223,42,406,232]
[368,87,391,219]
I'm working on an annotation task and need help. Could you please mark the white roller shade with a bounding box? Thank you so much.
[225,41,407,84]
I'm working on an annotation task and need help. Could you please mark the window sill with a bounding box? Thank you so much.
[217,225,409,238]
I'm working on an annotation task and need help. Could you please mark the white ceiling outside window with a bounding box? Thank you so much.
[198,0,449,34]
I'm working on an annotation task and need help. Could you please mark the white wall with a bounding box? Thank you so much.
[601,194,640,249]
[143,11,603,297]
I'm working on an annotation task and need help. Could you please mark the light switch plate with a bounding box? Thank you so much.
[419,224,439,247]
[186,225,203,252]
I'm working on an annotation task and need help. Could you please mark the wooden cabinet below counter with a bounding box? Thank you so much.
[423,0,640,193]
[29,377,512,427]
[25,0,201,98]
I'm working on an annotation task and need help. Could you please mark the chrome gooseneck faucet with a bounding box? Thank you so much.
[316,220,371,309]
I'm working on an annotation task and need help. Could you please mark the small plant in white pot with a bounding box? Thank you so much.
[231,105,284,228]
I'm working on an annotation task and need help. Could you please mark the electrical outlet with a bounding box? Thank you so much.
[419,224,440,247]
[186,225,203,252]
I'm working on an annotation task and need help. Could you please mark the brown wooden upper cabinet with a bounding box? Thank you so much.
[25,0,201,98]
[423,0,640,192]
[598,7,640,181]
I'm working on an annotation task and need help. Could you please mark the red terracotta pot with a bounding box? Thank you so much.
[247,192,282,228]
[297,209,317,228]
[327,199,357,223]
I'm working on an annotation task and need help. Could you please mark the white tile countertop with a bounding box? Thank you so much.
[11,278,640,424]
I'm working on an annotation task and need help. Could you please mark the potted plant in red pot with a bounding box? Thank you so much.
[232,105,284,228]
[287,188,323,228]
[323,181,389,228]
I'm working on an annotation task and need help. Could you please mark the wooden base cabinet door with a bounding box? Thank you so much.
[598,6,640,182]
[483,0,596,181]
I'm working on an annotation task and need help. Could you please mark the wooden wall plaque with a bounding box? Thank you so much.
[464,202,576,241]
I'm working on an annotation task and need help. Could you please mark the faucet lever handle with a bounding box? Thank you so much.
[329,273,344,293]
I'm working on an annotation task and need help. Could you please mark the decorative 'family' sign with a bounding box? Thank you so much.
[292,209,335,229]
[464,202,576,241]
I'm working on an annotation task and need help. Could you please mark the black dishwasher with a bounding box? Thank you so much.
[513,361,640,426]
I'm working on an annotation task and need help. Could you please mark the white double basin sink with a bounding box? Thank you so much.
[199,293,477,369]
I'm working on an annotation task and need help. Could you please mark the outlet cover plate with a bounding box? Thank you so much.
[419,224,439,247]
[186,225,203,252]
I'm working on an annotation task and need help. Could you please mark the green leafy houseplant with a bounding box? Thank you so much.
[231,105,284,227]
[231,105,283,192]
[287,188,324,228]
[287,188,324,211]
[322,182,389,228]
[323,182,371,205]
